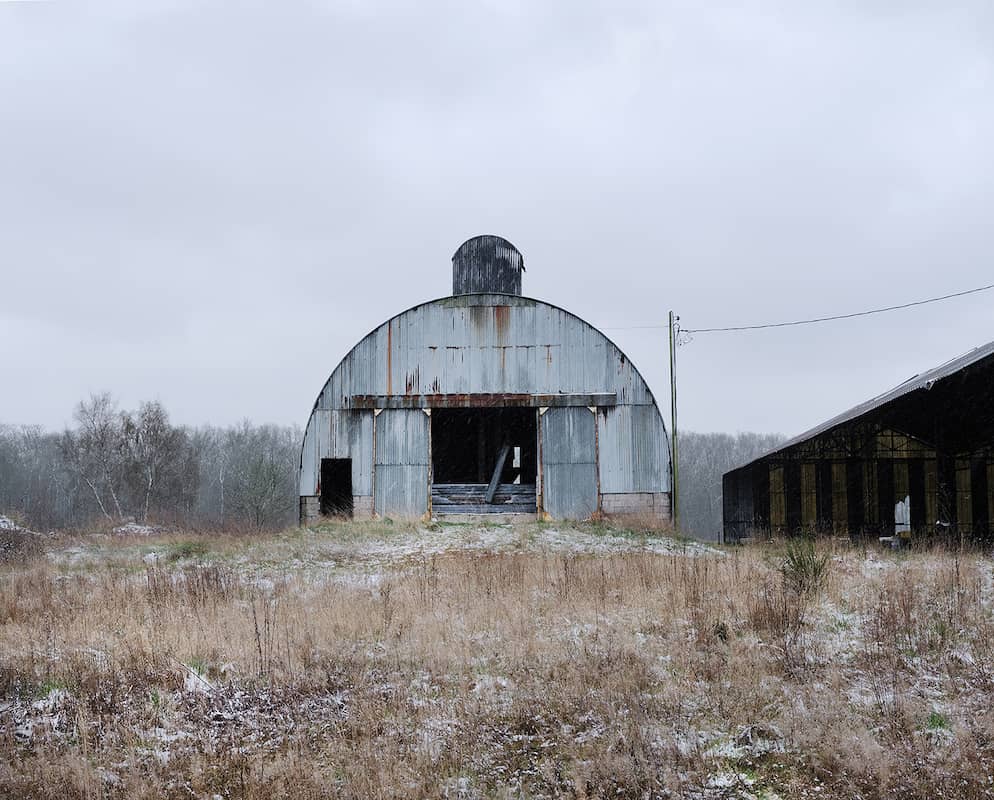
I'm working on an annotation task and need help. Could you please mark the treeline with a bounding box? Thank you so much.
[677,431,785,540]
[0,394,300,531]
[2,395,780,538]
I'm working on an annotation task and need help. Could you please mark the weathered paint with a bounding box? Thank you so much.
[299,241,671,522]
[540,407,599,519]
[452,235,524,296]
[596,405,668,494]
[309,296,657,410]
[373,409,429,518]
[350,393,616,409]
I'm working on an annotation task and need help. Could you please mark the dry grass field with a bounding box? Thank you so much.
[1,520,993,799]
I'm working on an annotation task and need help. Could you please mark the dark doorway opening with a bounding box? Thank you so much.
[431,408,537,513]
[320,458,353,518]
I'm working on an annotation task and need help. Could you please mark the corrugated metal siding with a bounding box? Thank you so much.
[314,296,657,408]
[541,407,598,519]
[298,410,373,497]
[299,415,318,495]
[302,293,671,518]
[374,409,429,517]
[452,235,523,296]
[597,405,668,493]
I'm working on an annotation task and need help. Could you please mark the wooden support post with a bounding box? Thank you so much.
[485,443,511,504]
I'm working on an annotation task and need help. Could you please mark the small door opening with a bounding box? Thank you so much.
[320,458,353,518]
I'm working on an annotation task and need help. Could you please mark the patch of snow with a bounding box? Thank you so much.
[949,646,975,667]
[113,522,159,536]
[471,674,514,711]
[32,687,70,714]
[0,515,19,530]
[182,665,214,695]
[706,771,749,789]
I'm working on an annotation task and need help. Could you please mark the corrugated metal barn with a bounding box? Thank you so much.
[298,235,672,523]
[723,340,994,542]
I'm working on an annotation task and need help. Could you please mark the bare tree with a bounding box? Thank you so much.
[5,394,302,531]
[120,401,192,523]
[60,393,126,521]
[679,431,785,540]
[224,422,299,530]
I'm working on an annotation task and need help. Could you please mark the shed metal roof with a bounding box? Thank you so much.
[729,338,994,472]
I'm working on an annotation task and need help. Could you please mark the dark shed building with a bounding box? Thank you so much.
[723,340,994,542]
[299,235,672,523]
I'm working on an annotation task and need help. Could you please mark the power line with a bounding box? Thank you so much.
[599,281,994,333]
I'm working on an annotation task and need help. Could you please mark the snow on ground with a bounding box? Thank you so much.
[0,515,20,531]
[41,520,719,587]
[112,522,160,536]
[285,522,721,585]
[343,522,718,563]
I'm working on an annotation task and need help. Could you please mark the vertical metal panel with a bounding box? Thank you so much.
[374,409,429,517]
[349,412,374,496]
[299,416,319,495]
[596,405,668,493]
[541,407,598,519]
[846,460,864,533]
[971,457,989,536]
[784,462,802,533]
[722,469,754,542]
[876,460,895,535]
[816,461,833,530]
[909,459,926,532]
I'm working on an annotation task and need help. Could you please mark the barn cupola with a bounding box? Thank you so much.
[452,234,524,296]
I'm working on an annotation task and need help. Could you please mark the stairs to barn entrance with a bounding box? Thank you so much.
[431,483,537,515]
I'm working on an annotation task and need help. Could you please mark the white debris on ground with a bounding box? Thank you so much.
[182,665,214,695]
[0,515,20,531]
[113,522,160,536]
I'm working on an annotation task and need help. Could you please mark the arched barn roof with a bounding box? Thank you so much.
[304,292,664,417]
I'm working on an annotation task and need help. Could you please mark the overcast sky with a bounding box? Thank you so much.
[2,1,992,437]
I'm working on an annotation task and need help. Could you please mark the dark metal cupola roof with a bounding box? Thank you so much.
[452,234,525,296]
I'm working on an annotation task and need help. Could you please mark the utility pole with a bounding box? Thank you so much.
[669,310,679,530]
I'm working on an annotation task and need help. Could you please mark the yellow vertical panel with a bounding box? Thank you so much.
[770,466,785,528]
[864,461,878,525]
[801,463,816,528]
[925,460,937,530]
[832,462,848,534]
[893,461,909,502]
[956,460,972,527]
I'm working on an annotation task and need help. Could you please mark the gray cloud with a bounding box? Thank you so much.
[2,1,992,436]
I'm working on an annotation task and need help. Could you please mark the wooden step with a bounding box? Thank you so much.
[432,483,536,514]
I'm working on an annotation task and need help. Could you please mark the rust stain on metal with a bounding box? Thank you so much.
[545,345,553,365]
[494,305,510,343]
[470,305,487,331]
[350,393,617,409]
